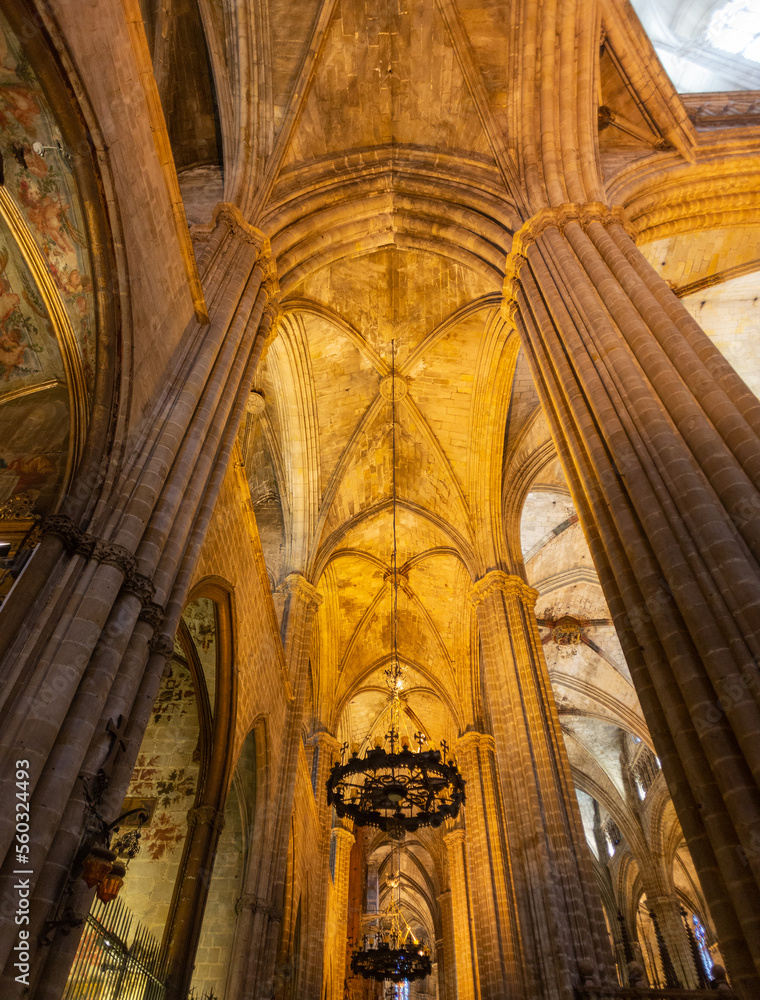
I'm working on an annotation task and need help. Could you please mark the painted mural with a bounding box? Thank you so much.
[0,12,98,522]
[0,12,95,395]
[0,386,69,511]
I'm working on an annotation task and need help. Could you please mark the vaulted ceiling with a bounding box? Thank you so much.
[149,0,760,926]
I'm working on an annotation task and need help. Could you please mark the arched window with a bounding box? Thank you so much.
[692,914,714,977]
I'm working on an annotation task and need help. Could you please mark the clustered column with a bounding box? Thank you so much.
[469,571,614,998]
[507,201,760,996]
[0,203,278,998]
[454,732,519,999]
[442,828,477,1000]
[330,822,355,1000]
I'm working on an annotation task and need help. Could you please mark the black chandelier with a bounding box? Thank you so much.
[326,342,465,837]
[350,936,432,984]
[350,844,433,984]
[327,729,465,835]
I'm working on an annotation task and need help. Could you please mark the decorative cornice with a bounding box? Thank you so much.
[0,491,40,521]
[468,570,538,609]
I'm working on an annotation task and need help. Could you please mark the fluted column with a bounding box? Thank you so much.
[469,572,614,999]
[444,828,478,1000]
[507,201,760,997]
[331,823,355,1000]
[454,733,517,1000]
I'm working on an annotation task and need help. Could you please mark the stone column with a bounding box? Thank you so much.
[454,735,517,1000]
[437,889,457,1000]
[331,823,355,1000]
[469,572,614,999]
[303,730,341,1000]
[241,572,322,999]
[508,203,760,995]
[0,204,278,996]
[645,894,699,989]
[444,828,478,1000]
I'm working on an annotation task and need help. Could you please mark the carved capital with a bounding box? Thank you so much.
[443,828,466,849]
[333,823,356,844]
[137,601,166,630]
[122,571,156,606]
[93,541,137,577]
[42,514,96,558]
[277,573,323,613]
[455,730,495,757]
[213,202,269,250]
[468,570,538,609]
[149,632,175,657]
[187,804,225,832]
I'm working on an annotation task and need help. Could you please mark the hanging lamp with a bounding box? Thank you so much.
[349,842,432,984]
[326,342,465,837]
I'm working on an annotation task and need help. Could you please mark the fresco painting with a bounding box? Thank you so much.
[0,215,65,390]
[0,385,70,513]
[0,12,95,397]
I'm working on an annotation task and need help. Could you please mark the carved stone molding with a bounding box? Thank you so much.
[191,201,269,252]
[137,601,165,630]
[503,201,634,313]
[187,804,225,833]
[468,570,538,609]
[277,572,324,613]
[42,514,163,614]
[148,632,175,657]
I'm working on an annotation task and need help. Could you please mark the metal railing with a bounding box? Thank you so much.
[63,897,167,1000]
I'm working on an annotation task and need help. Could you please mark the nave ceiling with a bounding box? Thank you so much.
[140,0,759,949]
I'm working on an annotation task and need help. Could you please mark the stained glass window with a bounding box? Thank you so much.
[692,914,714,978]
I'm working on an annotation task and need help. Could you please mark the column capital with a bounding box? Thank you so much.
[332,824,356,844]
[468,570,538,609]
[306,730,340,751]
[277,572,323,612]
[443,828,466,849]
[502,202,634,321]
[193,201,270,253]
[187,804,225,832]
[455,729,496,755]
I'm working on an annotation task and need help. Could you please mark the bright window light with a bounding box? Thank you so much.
[707,0,760,62]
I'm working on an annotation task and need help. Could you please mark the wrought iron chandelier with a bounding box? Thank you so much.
[326,343,465,837]
[350,845,432,984]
